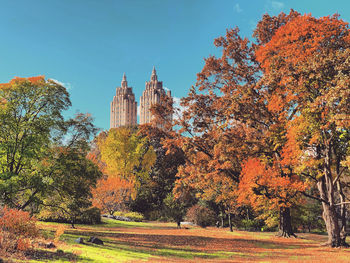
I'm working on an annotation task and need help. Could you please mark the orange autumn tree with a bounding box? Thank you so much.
[92,176,133,215]
[256,13,350,247]
[170,10,312,237]
[166,26,261,230]
[238,158,306,237]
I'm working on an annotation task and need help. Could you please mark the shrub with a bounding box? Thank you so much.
[124,211,144,222]
[37,207,101,225]
[186,204,216,228]
[37,208,67,223]
[54,225,67,243]
[0,206,38,238]
[113,211,144,222]
[0,206,39,255]
[78,207,101,224]
[240,219,264,231]
[146,210,162,221]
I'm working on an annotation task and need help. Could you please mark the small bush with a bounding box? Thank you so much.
[54,225,67,243]
[0,206,38,238]
[113,211,144,222]
[240,219,264,231]
[186,204,216,228]
[0,206,39,256]
[146,210,162,221]
[37,207,101,225]
[78,207,101,224]
[37,208,66,223]
[125,211,144,222]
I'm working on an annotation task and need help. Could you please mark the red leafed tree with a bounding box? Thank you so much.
[256,13,350,246]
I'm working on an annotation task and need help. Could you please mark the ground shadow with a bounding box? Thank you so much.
[25,248,86,262]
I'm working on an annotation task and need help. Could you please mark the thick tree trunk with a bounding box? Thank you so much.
[228,213,233,232]
[278,207,296,237]
[317,176,346,247]
[337,181,347,245]
[314,141,348,247]
[321,205,341,246]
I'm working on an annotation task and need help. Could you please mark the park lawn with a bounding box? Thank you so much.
[6,218,350,262]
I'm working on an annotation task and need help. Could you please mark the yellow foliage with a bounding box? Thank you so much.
[98,127,156,185]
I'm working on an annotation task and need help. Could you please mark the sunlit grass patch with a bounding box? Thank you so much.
[38,218,174,230]
[255,251,274,258]
[218,251,250,257]
[154,247,217,259]
[152,247,251,260]
[288,255,312,261]
[227,229,276,240]
[61,242,152,262]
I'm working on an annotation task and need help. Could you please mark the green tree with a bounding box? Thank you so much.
[40,113,102,228]
[0,76,70,209]
[163,193,187,228]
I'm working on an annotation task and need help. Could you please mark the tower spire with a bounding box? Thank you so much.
[121,73,127,87]
[151,66,157,81]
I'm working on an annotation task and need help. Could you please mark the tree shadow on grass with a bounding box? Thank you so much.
[25,248,91,262]
[63,229,318,261]
[85,219,177,230]
[67,229,303,249]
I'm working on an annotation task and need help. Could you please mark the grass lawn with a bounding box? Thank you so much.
[5,219,350,262]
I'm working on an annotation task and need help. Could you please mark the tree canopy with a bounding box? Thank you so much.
[0,76,71,209]
[168,11,349,246]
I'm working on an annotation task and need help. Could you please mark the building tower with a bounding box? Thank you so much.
[140,67,171,125]
[110,73,137,128]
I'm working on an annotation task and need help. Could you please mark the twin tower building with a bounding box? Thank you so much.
[110,67,171,128]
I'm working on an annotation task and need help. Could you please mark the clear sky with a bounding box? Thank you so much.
[0,0,349,130]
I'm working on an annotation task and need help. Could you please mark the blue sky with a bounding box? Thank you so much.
[0,0,349,130]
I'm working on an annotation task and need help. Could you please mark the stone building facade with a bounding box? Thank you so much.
[110,67,171,129]
[110,73,137,128]
[140,67,171,125]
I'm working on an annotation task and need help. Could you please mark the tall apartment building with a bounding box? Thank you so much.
[110,73,137,128]
[140,67,171,124]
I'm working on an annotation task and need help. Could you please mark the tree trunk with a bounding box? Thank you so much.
[337,181,347,245]
[278,207,296,237]
[317,176,346,247]
[220,209,224,228]
[319,200,340,246]
[317,140,349,247]
[71,217,76,229]
[335,151,348,246]
[228,213,233,232]
[177,221,181,229]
